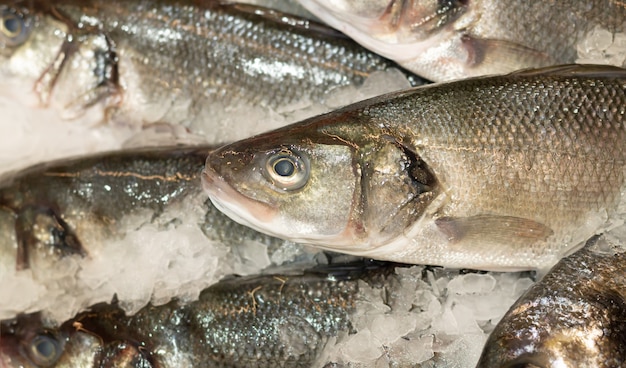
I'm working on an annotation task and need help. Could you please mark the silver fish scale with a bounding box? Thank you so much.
[367,74,626,219]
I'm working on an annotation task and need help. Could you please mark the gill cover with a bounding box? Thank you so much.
[354,137,437,246]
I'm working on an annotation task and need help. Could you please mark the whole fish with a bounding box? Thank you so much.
[0,0,420,143]
[476,234,626,368]
[203,64,626,271]
[0,146,308,321]
[295,0,626,81]
[0,262,393,368]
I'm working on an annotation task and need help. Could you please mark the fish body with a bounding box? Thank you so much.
[0,263,393,368]
[476,234,626,367]
[203,65,626,271]
[296,0,626,81]
[0,0,418,143]
[0,146,302,321]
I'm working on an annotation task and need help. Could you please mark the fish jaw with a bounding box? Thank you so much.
[202,162,282,237]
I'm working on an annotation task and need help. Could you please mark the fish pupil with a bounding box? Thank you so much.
[35,338,54,357]
[2,15,21,36]
[274,158,295,177]
[29,335,61,366]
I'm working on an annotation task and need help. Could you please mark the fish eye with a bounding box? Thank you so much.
[27,334,62,367]
[265,149,309,191]
[0,8,31,46]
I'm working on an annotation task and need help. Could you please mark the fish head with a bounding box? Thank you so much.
[297,0,560,81]
[0,2,67,106]
[203,109,438,253]
[0,312,155,367]
[296,0,473,80]
[0,313,102,368]
[298,0,467,42]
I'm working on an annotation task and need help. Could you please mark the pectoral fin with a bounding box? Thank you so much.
[16,206,85,270]
[435,215,553,246]
[461,35,555,73]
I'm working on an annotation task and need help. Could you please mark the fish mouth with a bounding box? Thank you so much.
[201,161,280,236]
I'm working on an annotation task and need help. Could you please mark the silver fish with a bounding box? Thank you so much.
[203,64,626,271]
[0,0,420,143]
[295,0,626,81]
[476,234,626,368]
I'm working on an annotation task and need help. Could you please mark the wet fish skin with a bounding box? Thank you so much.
[476,235,626,368]
[0,263,395,368]
[203,65,626,271]
[0,0,419,142]
[295,0,626,81]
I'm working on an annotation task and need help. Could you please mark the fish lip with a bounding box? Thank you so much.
[201,157,278,231]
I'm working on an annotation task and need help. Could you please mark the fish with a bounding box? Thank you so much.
[476,234,626,368]
[295,0,626,81]
[0,145,310,321]
[202,64,626,271]
[0,0,422,143]
[0,262,395,368]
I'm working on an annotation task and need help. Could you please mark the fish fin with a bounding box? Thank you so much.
[435,214,553,245]
[228,3,348,39]
[461,35,555,73]
[15,206,86,270]
[507,63,626,79]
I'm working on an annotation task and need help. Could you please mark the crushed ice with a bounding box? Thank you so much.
[318,267,534,367]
